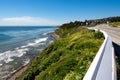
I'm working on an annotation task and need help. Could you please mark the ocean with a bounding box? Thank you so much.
[0,26,56,79]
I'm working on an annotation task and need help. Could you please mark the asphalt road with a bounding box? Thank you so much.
[87,24,117,80]
[96,24,120,45]
[95,24,120,61]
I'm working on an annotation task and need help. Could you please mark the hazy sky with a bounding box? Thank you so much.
[0,0,120,26]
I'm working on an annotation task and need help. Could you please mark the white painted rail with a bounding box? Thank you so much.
[83,29,117,80]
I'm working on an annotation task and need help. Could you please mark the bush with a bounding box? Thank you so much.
[22,25,104,80]
[94,31,104,39]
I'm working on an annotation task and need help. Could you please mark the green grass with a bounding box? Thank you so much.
[21,26,104,80]
[110,22,120,27]
[116,58,120,80]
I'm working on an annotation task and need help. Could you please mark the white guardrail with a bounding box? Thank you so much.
[83,29,117,80]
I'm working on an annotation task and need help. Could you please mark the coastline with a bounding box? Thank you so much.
[6,32,59,80]
[6,64,29,80]
[51,32,60,40]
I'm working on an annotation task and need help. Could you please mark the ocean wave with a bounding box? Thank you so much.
[0,64,3,66]
[0,37,48,65]
[23,58,30,66]
[19,37,48,49]
[0,27,56,79]
[0,48,29,64]
[43,31,54,35]
[1,29,52,38]
[27,37,48,46]
[35,37,48,43]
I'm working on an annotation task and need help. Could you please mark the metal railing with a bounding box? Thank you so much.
[83,30,117,80]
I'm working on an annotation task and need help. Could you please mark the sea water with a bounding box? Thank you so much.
[0,26,56,79]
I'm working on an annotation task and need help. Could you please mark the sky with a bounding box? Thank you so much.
[0,0,120,26]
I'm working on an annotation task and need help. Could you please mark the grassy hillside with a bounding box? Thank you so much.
[110,22,120,27]
[21,23,104,80]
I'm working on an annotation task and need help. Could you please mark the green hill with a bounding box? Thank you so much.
[21,22,104,80]
[110,22,120,27]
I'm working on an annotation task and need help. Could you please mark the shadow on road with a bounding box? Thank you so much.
[113,42,120,80]
[112,42,120,63]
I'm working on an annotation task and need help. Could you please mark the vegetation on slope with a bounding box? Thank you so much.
[110,22,120,27]
[116,58,120,80]
[21,22,104,80]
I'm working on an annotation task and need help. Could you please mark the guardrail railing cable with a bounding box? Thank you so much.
[83,29,116,80]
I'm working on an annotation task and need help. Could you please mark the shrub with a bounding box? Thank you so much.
[22,26,103,80]
[94,31,104,39]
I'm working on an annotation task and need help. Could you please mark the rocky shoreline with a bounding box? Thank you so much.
[6,32,59,80]
[7,64,29,80]
[51,32,60,40]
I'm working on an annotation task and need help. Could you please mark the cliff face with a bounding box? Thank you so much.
[21,22,104,80]
[51,33,60,40]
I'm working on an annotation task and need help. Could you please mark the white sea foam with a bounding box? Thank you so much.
[49,41,54,44]
[0,37,48,64]
[4,57,14,63]
[0,27,55,79]
[0,64,3,66]
[35,37,48,43]
[43,31,54,35]
[0,48,29,64]
[27,37,48,46]
[21,45,27,48]
[20,37,48,48]
[23,58,30,66]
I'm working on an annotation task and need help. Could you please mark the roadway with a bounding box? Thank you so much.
[95,24,120,45]
[95,24,120,61]
[85,25,117,80]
